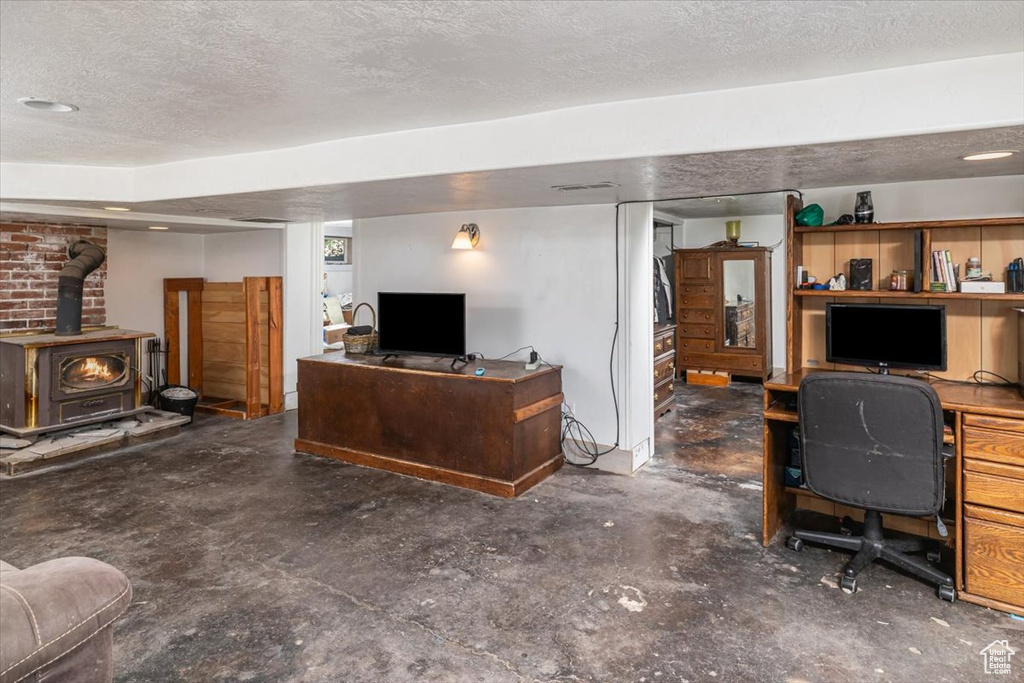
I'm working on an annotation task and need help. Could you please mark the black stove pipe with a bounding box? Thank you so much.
[55,240,106,336]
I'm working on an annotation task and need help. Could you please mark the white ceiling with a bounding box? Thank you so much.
[2,0,1022,166]
[5,127,1021,225]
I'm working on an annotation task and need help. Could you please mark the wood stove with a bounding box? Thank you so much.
[0,329,154,436]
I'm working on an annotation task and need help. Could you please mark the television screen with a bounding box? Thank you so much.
[826,303,946,371]
[377,292,466,357]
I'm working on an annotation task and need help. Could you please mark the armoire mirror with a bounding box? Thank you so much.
[722,259,756,348]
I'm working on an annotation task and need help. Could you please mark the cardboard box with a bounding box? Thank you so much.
[324,323,350,344]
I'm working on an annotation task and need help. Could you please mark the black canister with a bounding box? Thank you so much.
[854,191,874,224]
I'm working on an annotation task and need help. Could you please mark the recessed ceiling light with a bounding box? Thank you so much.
[962,150,1017,161]
[148,226,170,231]
[18,97,79,113]
[103,206,131,212]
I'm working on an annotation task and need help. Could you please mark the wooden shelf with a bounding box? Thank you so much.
[764,408,798,423]
[793,289,1024,301]
[794,216,1024,234]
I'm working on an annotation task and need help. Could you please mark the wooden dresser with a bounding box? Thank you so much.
[675,247,772,381]
[654,324,676,419]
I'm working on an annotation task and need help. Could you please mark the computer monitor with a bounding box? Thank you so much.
[826,303,946,373]
[377,292,467,358]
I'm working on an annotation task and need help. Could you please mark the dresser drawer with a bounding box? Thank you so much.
[678,308,715,324]
[680,294,714,309]
[963,426,1024,467]
[679,254,713,281]
[963,467,1024,514]
[963,516,1024,609]
[679,323,715,339]
[679,351,763,373]
[654,353,675,384]
[653,333,675,355]
[653,379,675,406]
[677,338,714,353]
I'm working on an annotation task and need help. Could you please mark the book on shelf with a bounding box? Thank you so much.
[930,250,959,292]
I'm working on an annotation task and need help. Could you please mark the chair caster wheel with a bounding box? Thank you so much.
[787,537,804,552]
[937,584,956,602]
[927,549,942,564]
[840,575,857,593]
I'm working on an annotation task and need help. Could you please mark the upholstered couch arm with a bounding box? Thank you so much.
[0,557,132,683]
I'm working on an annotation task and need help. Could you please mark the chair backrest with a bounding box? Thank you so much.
[798,372,944,517]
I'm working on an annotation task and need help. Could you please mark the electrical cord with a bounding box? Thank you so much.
[922,369,1016,387]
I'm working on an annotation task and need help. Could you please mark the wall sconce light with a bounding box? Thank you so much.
[452,223,480,250]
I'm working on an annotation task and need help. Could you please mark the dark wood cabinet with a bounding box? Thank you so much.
[674,247,772,381]
[294,354,564,497]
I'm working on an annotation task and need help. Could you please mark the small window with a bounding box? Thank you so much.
[324,236,351,265]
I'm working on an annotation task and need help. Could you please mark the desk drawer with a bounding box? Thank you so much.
[963,516,1024,609]
[963,426,1024,467]
[963,468,1024,514]
[964,414,1024,434]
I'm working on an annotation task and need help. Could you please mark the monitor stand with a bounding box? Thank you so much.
[450,356,469,371]
[878,365,890,375]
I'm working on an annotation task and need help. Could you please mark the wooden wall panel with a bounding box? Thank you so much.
[981,226,1024,280]
[801,233,835,285]
[934,298,982,381]
[981,302,1020,381]
[800,298,832,369]
[834,231,879,286]
[877,230,916,290]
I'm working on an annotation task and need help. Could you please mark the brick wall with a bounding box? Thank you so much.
[0,223,107,332]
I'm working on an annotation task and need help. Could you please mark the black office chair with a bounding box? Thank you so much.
[787,372,955,601]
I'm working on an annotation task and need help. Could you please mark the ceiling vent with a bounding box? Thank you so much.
[551,182,620,192]
[231,216,291,224]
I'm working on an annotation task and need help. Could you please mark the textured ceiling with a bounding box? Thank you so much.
[5,127,1022,224]
[656,193,787,220]
[1,0,1022,166]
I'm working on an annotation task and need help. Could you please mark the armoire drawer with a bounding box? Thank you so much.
[679,284,714,297]
[679,294,714,309]
[678,309,715,324]
[679,323,715,339]
[677,338,714,353]
[679,352,763,373]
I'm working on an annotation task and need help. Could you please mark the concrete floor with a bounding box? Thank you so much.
[1,382,1020,682]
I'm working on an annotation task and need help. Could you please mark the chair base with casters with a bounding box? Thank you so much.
[787,509,955,601]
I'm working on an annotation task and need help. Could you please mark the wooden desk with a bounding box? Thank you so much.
[763,368,1024,614]
[295,354,563,498]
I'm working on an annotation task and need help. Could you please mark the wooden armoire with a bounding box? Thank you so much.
[674,247,772,381]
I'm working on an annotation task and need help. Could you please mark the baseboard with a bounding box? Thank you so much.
[564,438,650,475]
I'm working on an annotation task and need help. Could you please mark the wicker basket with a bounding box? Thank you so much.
[343,302,378,354]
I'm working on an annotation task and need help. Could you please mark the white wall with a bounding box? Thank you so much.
[354,205,623,446]
[802,175,1024,222]
[203,229,283,280]
[105,229,205,381]
[679,214,788,370]
[324,221,353,297]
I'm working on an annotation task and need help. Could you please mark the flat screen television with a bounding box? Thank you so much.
[377,292,466,358]
[826,303,946,373]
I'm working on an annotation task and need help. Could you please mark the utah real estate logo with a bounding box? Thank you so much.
[980,640,1015,675]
